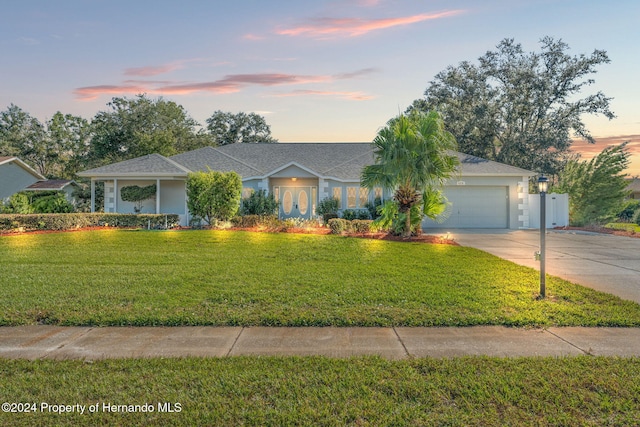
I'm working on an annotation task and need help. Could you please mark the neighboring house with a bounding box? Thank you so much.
[0,156,46,201]
[78,143,536,229]
[627,178,640,200]
[23,180,80,206]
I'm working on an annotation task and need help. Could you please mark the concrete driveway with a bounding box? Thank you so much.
[441,229,640,304]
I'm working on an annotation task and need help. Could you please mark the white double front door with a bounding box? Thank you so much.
[276,186,314,219]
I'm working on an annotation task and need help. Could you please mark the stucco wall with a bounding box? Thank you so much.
[0,162,40,200]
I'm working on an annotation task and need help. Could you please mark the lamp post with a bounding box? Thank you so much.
[538,175,549,298]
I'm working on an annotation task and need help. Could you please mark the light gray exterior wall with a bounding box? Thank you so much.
[159,180,186,215]
[115,179,158,214]
[0,162,40,200]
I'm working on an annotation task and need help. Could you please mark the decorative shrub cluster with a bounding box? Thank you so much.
[0,213,180,232]
[328,218,373,234]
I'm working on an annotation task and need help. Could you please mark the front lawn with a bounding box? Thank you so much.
[1,356,639,426]
[1,229,640,326]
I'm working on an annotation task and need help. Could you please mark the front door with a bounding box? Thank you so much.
[278,186,312,219]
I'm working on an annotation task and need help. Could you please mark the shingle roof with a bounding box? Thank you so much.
[79,143,534,180]
[24,180,76,191]
[77,153,191,177]
[455,152,534,176]
[627,178,640,193]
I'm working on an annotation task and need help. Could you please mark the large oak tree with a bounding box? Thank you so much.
[409,37,614,174]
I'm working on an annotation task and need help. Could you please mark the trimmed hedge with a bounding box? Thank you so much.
[328,218,373,234]
[0,213,180,232]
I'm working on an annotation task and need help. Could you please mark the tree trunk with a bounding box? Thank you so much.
[403,206,411,238]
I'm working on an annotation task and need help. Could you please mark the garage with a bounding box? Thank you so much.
[423,186,508,229]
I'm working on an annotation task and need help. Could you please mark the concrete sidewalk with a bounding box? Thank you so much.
[2,326,640,360]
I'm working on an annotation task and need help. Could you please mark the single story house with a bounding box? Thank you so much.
[23,180,80,206]
[0,156,46,201]
[78,143,536,229]
[627,178,640,200]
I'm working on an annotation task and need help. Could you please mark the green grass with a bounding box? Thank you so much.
[1,229,640,327]
[605,222,640,233]
[1,356,639,426]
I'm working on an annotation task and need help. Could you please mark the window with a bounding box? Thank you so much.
[242,188,253,199]
[374,187,383,201]
[359,187,369,207]
[347,187,357,208]
[333,187,342,207]
[312,187,317,215]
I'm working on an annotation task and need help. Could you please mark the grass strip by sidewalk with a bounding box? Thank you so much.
[2,229,640,327]
[1,356,639,426]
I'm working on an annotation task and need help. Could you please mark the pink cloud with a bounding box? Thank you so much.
[273,89,374,100]
[73,72,341,100]
[124,64,181,77]
[243,33,265,41]
[73,84,150,101]
[277,10,463,38]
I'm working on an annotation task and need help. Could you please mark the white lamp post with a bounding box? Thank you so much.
[538,175,549,298]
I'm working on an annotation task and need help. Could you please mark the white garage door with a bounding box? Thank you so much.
[423,186,508,229]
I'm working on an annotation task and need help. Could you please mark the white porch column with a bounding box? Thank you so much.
[156,179,161,214]
[90,179,95,213]
[113,178,118,213]
[517,178,530,229]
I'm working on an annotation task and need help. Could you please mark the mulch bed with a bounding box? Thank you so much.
[555,226,640,239]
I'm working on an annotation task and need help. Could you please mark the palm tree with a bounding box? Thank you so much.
[361,110,458,237]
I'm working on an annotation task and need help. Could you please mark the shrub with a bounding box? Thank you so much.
[186,171,242,224]
[328,218,350,234]
[356,209,371,220]
[616,199,640,222]
[239,189,278,216]
[634,208,640,226]
[364,197,383,220]
[0,213,180,232]
[231,215,261,228]
[3,193,33,214]
[317,197,339,220]
[351,219,373,233]
[31,193,74,213]
[341,209,356,220]
[322,212,339,223]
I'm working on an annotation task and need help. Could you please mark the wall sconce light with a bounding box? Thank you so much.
[291,177,297,182]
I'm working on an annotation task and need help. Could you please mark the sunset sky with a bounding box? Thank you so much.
[1,0,638,175]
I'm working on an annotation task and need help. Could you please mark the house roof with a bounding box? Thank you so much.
[77,153,191,177]
[455,152,534,176]
[24,180,76,191]
[78,143,535,180]
[627,178,640,193]
[0,156,46,180]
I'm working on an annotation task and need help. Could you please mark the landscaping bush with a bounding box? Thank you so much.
[317,197,339,222]
[0,213,180,232]
[634,208,640,226]
[239,189,278,216]
[365,197,383,220]
[322,212,339,223]
[351,219,373,233]
[616,199,640,222]
[328,218,350,234]
[231,215,261,228]
[341,209,357,220]
[356,209,371,220]
[31,193,74,213]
